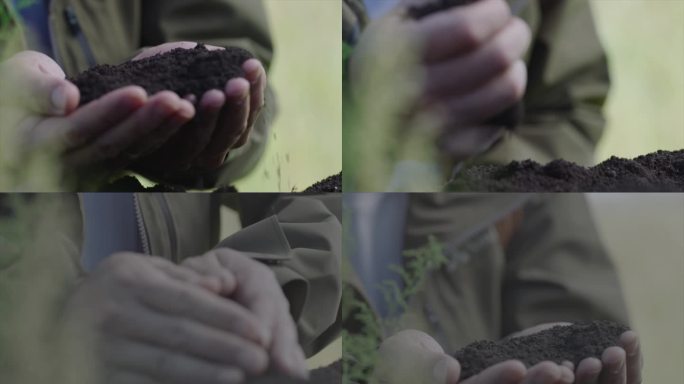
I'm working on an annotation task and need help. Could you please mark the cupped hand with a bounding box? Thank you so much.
[64,253,270,384]
[511,323,643,384]
[180,249,309,380]
[0,51,196,183]
[375,329,574,384]
[130,42,267,179]
[351,0,531,161]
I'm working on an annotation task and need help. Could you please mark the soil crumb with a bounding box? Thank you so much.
[448,150,684,192]
[455,321,629,380]
[305,172,342,193]
[69,44,253,106]
[248,360,342,384]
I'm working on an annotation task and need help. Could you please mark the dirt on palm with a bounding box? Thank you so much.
[448,150,684,192]
[454,321,629,380]
[69,44,253,106]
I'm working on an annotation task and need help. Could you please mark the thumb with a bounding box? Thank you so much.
[1,51,80,115]
[432,355,461,384]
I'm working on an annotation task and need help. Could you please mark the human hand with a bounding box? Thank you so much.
[511,323,643,384]
[63,252,270,384]
[181,249,308,380]
[0,51,195,183]
[352,0,531,160]
[375,329,573,384]
[131,42,267,178]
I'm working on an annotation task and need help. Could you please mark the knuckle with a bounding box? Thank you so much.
[454,19,482,51]
[490,45,513,74]
[99,302,125,331]
[166,320,192,349]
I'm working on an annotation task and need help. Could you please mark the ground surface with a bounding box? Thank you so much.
[70,44,252,106]
[448,150,684,192]
[454,321,628,380]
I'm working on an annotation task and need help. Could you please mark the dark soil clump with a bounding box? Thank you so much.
[305,172,342,193]
[69,44,253,106]
[448,150,684,192]
[248,360,342,384]
[455,321,628,380]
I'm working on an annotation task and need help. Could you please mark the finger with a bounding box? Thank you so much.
[440,59,526,127]
[431,354,461,384]
[270,305,308,380]
[32,86,147,150]
[557,365,574,384]
[130,97,195,158]
[561,361,574,372]
[521,361,561,384]
[209,249,289,346]
[461,360,526,384]
[104,338,245,384]
[575,357,602,384]
[101,305,268,375]
[64,91,186,169]
[172,90,226,167]
[619,331,642,384]
[1,51,80,115]
[106,371,160,384]
[425,17,531,98]
[243,59,266,130]
[133,270,268,345]
[180,253,238,295]
[146,257,223,294]
[415,0,512,63]
[195,78,250,169]
[599,346,627,384]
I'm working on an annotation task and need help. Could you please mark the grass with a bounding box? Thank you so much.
[235,0,341,191]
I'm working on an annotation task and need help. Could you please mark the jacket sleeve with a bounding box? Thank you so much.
[138,0,277,188]
[484,0,610,166]
[501,194,630,336]
[214,194,342,357]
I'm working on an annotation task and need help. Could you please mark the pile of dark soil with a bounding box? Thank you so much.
[249,360,342,384]
[69,44,253,105]
[455,321,628,380]
[305,172,342,193]
[448,150,684,192]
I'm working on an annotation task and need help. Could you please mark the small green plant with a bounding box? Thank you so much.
[342,235,448,384]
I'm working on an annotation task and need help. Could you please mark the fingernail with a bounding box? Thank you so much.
[51,85,68,114]
[432,358,448,383]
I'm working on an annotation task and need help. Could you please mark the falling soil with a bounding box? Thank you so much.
[69,44,253,106]
[455,321,629,380]
[248,360,342,384]
[305,172,342,193]
[448,150,684,192]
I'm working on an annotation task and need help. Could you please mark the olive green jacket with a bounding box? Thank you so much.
[345,194,629,353]
[343,0,610,177]
[0,193,341,357]
[0,0,276,189]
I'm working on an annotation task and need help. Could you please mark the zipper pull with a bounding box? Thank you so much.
[63,5,97,67]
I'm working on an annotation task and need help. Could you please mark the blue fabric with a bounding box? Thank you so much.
[363,0,401,19]
[346,193,408,318]
[11,0,53,55]
[80,194,143,273]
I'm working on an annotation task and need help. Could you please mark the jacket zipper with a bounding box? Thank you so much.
[133,194,151,255]
[155,195,178,262]
[63,5,96,67]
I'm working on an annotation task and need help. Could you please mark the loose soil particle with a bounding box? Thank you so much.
[69,44,253,106]
[305,172,342,193]
[448,150,684,192]
[455,321,629,380]
[248,360,342,384]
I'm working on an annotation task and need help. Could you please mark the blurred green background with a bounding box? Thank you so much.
[592,0,684,161]
[588,194,684,384]
[235,0,341,192]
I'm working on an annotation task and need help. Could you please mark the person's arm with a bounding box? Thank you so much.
[137,0,277,188]
[483,0,610,166]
